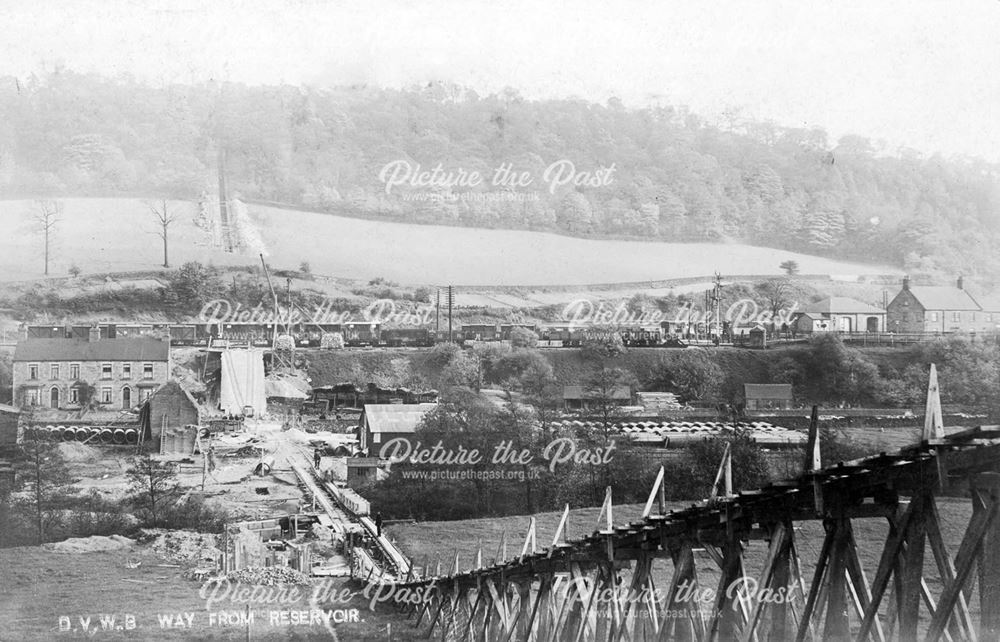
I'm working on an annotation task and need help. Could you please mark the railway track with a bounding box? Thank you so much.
[283,443,413,581]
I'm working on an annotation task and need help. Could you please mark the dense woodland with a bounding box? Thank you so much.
[1,71,999,280]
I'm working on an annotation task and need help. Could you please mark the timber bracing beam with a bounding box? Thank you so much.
[399,448,1000,641]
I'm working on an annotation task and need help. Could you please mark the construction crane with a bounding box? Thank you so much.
[259,254,294,370]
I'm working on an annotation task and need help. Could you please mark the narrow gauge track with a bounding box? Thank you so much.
[284,443,413,581]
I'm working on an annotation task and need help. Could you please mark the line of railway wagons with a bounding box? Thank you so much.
[25,321,689,348]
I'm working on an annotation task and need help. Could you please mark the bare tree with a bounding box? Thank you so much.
[756,278,793,317]
[148,199,176,268]
[31,200,62,276]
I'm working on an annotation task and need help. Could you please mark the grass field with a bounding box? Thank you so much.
[0,545,419,641]
[0,198,899,286]
[0,489,979,641]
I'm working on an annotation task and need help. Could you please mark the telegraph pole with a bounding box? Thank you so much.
[713,272,724,344]
[435,289,441,337]
[447,285,454,343]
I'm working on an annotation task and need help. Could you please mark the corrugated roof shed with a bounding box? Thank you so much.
[744,383,794,400]
[13,337,169,362]
[907,286,980,311]
[364,403,437,434]
[803,297,884,315]
[549,419,805,444]
[563,385,631,400]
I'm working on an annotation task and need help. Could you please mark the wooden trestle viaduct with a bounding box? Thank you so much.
[369,366,1000,641]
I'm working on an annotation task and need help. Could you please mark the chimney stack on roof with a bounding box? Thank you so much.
[957,275,964,290]
[88,326,101,342]
[902,275,910,291]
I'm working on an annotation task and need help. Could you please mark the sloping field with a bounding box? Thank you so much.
[0,198,900,286]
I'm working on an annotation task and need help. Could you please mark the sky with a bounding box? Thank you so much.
[3,0,999,160]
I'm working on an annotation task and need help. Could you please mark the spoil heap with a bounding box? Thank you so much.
[225,566,311,585]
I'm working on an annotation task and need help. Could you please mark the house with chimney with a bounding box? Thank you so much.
[11,327,170,410]
[886,276,988,334]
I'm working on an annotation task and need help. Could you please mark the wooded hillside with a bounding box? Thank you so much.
[2,72,998,280]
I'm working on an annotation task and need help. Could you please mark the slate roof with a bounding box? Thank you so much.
[150,380,201,410]
[363,403,437,434]
[974,295,1000,313]
[743,383,794,400]
[906,286,980,311]
[802,297,884,315]
[13,337,169,362]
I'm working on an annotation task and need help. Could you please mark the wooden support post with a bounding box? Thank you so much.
[709,533,746,641]
[710,442,733,499]
[461,588,486,642]
[643,467,665,519]
[922,363,945,442]
[424,594,445,640]
[520,578,549,642]
[975,485,1000,640]
[741,522,790,642]
[494,531,507,566]
[898,494,929,642]
[662,543,699,642]
[520,517,537,562]
[551,504,570,549]
[788,536,817,642]
[822,518,851,642]
[926,496,977,642]
[794,519,836,642]
[843,527,885,642]
[805,405,824,514]
[925,487,999,642]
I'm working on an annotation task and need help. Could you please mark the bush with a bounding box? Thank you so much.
[158,496,229,533]
[684,429,771,497]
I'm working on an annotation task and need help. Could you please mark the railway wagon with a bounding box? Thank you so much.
[214,322,277,347]
[537,324,585,347]
[26,325,67,339]
[378,327,433,347]
[341,322,380,346]
[459,323,501,342]
[620,325,664,347]
[165,323,202,346]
